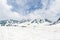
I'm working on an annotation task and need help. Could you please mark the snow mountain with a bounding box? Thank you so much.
[0,18,60,26]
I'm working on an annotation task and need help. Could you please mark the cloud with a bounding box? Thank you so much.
[0,0,60,22]
[44,0,60,22]
[0,0,21,20]
[7,0,43,15]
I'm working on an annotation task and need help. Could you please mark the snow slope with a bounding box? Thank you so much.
[0,23,60,40]
[0,0,60,40]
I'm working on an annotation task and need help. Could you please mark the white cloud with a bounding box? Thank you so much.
[0,0,60,22]
[0,0,21,20]
[44,0,60,22]
[27,0,60,22]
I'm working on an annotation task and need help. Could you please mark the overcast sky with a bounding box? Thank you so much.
[0,0,60,22]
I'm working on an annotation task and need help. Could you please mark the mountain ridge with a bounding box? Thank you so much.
[0,18,60,26]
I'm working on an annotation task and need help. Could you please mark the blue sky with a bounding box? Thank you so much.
[7,0,43,15]
[0,0,60,22]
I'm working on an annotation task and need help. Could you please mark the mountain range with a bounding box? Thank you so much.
[0,18,60,26]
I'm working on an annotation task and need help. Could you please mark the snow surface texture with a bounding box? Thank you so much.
[0,0,60,40]
[0,23,60,40]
